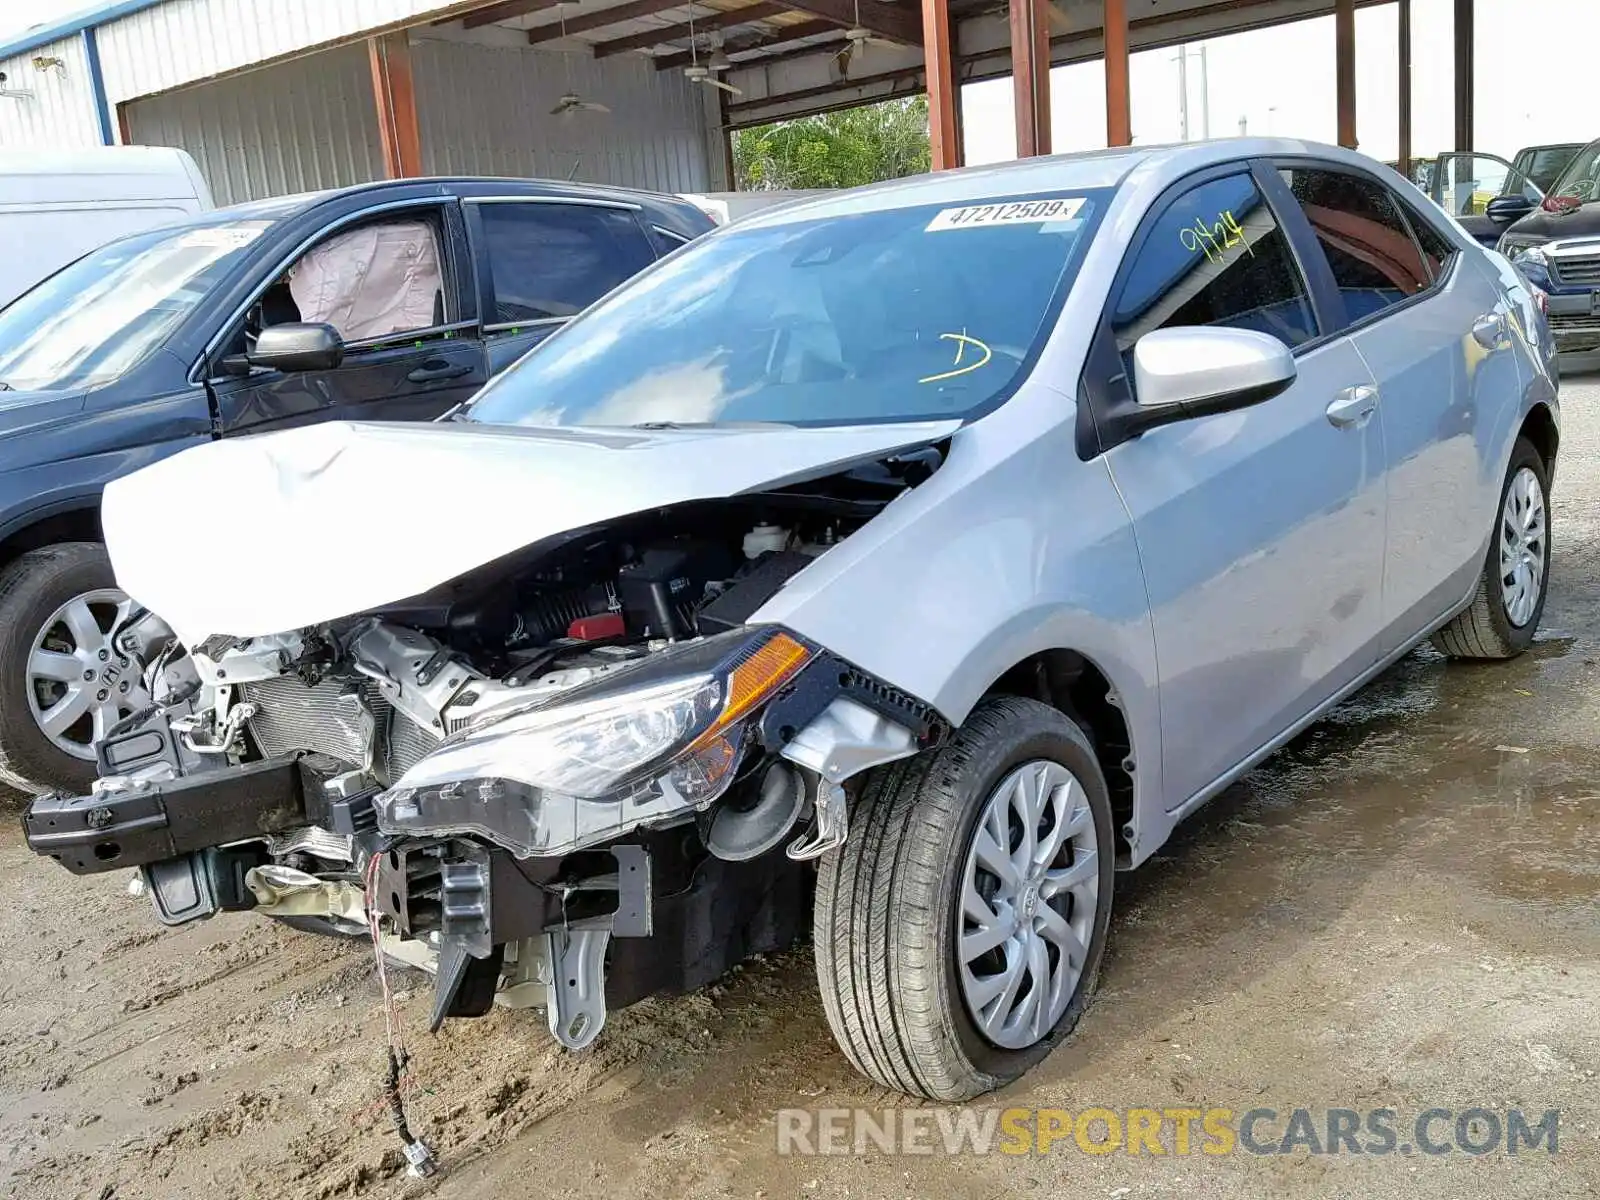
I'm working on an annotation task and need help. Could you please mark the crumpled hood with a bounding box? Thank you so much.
[103,418,959,644]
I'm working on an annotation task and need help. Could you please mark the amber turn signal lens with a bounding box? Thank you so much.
[688,632,813,750]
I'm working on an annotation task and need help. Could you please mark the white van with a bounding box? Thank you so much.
[0,146,213,308]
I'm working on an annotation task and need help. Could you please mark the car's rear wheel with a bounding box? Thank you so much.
[1431,437,1551,660]
[0,544,149,795]
[813,695,1115,1101]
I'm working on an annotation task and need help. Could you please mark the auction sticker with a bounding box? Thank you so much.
[926,197,1085,232]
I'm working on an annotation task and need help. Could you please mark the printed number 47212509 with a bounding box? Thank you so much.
[1180,210,1253,265]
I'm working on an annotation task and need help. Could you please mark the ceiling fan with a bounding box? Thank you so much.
[548,3,612,116]
[833,0,898,77]
[683,6,742,94]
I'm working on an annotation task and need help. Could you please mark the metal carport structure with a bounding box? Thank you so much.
[0,0,1478,193]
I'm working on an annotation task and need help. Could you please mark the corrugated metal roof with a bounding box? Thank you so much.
[0,0,166,60]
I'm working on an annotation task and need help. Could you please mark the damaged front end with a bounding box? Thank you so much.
[25,458,947,1049]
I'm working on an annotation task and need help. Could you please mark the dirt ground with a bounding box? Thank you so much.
[3,378,1599,1200]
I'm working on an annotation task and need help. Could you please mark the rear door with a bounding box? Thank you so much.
[207,199,487,433]
[462,197,658,376]
[1275,161,1516,650]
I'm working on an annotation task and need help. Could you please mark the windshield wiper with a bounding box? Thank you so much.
[630,420,796,430]
[0,381,12,392]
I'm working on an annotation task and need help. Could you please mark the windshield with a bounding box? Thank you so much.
[1549,141,1600,203]
[0,220,271,392]
[463,190,1108,428]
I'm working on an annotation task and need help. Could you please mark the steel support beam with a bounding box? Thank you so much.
[594,2,784,57]
[773,0,922,45]
[457,0,566,30]
[1010,0,1051,157]
[1104,0,1130,146]
[1397,0,1411,177]
[1334,0,1355,148]
[1453,0,1473,151]
[923,0,959,169]
[526,0,686,43]
[369,32,423,178]
[654,20,838,70]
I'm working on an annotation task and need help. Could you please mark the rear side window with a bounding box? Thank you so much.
[1279,167,1431,324]
[1396,201,1458,282]
[474,202,654,329]
[1111,172,1316,357]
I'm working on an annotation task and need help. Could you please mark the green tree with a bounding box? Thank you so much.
[733,96,931,191]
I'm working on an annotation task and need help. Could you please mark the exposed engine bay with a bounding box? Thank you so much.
[27,449,949,1062]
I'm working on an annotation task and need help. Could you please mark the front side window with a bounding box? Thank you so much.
[1281,167,1430,324]
[464,190,1108,428]
[475,203,655,329]
[1111,173,1316,357]
[284,218,446,342]
[0,220,270,393]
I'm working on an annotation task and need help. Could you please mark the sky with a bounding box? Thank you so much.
[961,0,1599,166]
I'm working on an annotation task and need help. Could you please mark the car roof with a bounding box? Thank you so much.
[201,176,693,224]
[733,137,1383,229]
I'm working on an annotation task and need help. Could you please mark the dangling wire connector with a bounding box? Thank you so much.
[364,845,437,1178]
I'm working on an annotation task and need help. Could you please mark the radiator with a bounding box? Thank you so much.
[243,675,439,786]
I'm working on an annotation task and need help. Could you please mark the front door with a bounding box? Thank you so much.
[1433,153,1540,247]
[1098,169,1388,809]
[208,204,488,434]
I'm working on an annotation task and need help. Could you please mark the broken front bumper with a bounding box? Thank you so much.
[25,756,313,876]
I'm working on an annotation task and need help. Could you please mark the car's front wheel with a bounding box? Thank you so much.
[813,695,1115,1101]
[1431,436,1551,660]
[0,543,150,795]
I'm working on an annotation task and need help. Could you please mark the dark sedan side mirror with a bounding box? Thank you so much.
[1486,194,1537,225]
[249,322,345,373]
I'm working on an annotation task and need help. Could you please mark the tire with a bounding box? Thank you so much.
[0,543,138,796]
[1431,437,1551,660]
[813,695,1115,1101]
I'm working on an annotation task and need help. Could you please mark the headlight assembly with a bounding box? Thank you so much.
[374,629,815,857]
[1500,239,1549,268]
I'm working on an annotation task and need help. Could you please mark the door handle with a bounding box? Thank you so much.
[1471,312,1506,349]
[1326,384,1379,429]
[406,359,474,384]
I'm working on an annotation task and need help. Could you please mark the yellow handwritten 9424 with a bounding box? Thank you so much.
[1180,209,1254,266]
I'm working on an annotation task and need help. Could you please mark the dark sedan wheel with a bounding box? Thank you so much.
[0,544,148,795]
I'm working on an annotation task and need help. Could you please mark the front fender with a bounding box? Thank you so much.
[751,405,1163,841]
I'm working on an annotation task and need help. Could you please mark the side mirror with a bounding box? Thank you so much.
[1132,327,1296,423]
[249,322,344,373]
[1486,194,1537,224]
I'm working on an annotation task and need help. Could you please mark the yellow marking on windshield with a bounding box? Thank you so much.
[919,331,992,384]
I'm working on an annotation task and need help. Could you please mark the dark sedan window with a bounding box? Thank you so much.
[474,202,655,328]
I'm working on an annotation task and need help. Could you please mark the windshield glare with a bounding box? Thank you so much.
[1550,142,1600,202]
[0,220,270,393]
[464,191,1107,429]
